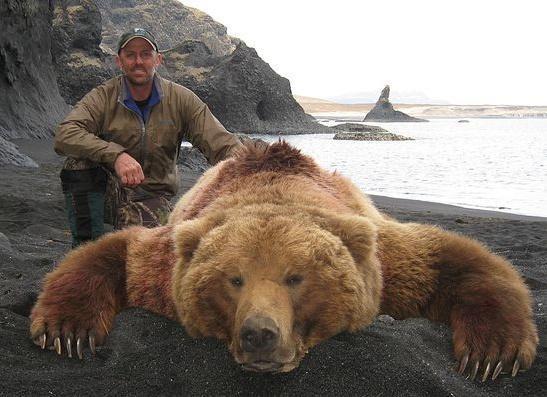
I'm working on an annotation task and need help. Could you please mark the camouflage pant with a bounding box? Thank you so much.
[61,159,173,247]
[108,180,173,229]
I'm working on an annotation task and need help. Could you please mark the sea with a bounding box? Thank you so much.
[251,118,547,218]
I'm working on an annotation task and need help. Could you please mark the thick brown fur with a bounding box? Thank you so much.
[30,140,538,376]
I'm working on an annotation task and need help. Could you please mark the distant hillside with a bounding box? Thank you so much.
[293,95,336,104]
[294,96,547,119]
[327,90,451,105]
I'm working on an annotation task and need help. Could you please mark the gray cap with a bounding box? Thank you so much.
[117,28,158,53]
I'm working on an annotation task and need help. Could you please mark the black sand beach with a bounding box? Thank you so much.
[1,139,545,396]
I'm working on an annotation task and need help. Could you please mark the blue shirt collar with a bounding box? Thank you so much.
[120,74,162,122]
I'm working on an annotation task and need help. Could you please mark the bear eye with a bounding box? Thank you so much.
[285,274,303,287]
[230,276,244,287]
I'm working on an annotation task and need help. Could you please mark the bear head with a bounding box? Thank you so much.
[171,205,383,373]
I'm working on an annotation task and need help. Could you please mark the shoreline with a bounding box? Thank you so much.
[9,137,547,222]
[369,194,547,223]
[312,113,547,120]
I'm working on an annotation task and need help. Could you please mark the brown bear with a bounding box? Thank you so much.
[30,141,538,380]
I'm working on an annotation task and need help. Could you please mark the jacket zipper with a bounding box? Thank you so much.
[118,98,148,165]
[139,119,146,165]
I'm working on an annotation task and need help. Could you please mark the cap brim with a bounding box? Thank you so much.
[119,36,157,52]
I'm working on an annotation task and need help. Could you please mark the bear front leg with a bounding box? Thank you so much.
[30,228,134,359]
[425,231,538,381]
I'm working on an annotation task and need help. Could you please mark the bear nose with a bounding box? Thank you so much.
[240,316,279,353]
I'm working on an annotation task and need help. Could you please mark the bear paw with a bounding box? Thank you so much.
[452,310,538,382]
[30,302,112,359]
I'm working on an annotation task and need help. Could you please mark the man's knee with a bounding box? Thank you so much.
[116,194,173,229]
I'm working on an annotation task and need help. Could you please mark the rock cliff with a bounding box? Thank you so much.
[51,0,113,105]
[0,137,38,167]
[363,85,428,122]
[0,0,68,140]
[92,0,328,134]
[1,0,328,166]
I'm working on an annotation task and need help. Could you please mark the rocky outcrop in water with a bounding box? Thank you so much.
[363,85,428,123]
[331,123,388,133]
[331,123,413,140]
[333,132,414,141]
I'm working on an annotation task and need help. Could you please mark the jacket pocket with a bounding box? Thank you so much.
[152,127,180,158]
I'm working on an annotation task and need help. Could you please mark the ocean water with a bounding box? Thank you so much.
[252,118,547,217]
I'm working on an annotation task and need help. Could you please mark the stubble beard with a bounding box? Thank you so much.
[123,66,156,87]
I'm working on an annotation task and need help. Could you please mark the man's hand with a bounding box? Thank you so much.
[114,152,145,187]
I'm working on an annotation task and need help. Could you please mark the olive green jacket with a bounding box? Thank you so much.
[55,74,241,197]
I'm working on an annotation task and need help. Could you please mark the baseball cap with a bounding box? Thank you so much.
[117,28,159,53]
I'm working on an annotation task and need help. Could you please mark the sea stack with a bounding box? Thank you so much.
[363,85,428,122]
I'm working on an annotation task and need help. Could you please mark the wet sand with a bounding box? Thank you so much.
[1,139,545,396]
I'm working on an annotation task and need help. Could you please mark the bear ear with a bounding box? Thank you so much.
[173,213,225,263]
[312,210,377,264]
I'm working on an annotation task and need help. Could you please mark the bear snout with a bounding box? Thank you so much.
[240,315,280,353]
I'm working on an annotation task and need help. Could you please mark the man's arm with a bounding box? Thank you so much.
[54,87,127,167]
[182,91,242,165]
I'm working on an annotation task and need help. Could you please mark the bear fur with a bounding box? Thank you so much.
[30,141,538,378]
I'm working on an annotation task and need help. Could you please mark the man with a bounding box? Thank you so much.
[55,28,242,246]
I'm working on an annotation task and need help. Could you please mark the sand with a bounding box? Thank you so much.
[0,139,545,396]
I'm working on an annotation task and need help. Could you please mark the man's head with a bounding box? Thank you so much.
[115,28,163,87]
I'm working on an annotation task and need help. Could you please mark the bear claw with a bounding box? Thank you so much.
[66,336,73,358]
[512,360,520,377]
[89,335,96,355]
[481,361,491,382]
[469,361,479,381]
[457,357,522,381]
[457,353,469,375]
[39,334,46,350]
[77,338,83,360]
[491,361,503,380]
[54,337,61,355]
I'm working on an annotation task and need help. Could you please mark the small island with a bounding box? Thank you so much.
[331,122,414,141]
[331,123,388,133]
[363,85,428,122]
[333,131,414,141]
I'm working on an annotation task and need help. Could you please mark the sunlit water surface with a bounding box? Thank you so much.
[251,118,547,217]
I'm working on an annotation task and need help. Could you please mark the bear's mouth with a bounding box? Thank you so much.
[241,360,283,373]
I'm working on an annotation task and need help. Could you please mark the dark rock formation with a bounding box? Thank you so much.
[51,0,113,105]
[62,0,329,134]
[163,41,328,134]
[363,86,428,123]
[333,132,414,141]
[331,123,388,133]
[1,0,330,168]
[0,0,68,140]
[0,137,38,167]
[330,123,414,140]
[94,0,236,57]
[177,146,210,173]
[458,119,470,123]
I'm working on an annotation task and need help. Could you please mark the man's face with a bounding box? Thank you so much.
[115,38,163,86]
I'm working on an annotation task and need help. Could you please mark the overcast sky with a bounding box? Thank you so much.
[180,0,546,105]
